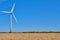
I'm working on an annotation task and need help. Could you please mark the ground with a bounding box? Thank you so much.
[0,32,60,40]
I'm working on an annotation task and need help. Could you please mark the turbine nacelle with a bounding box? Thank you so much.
[10,12,13,14]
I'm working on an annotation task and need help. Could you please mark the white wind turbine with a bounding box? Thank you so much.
[1,3,17,33]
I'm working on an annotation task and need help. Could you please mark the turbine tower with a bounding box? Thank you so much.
[2,3,17,33]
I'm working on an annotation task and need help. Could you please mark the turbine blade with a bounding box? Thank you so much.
[13,14,17,23]
[11,3,15,12]
[1,11,10,13]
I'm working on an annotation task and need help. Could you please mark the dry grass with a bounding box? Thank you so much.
[0,33,60,40]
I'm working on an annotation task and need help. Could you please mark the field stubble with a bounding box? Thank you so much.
[0,33,60,40]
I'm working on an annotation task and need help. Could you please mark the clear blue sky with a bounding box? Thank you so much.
[0,0,60,32]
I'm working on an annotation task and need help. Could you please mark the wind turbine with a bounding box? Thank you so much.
[1,3,17,33]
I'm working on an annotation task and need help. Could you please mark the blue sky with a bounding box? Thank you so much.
[0,0,60,32]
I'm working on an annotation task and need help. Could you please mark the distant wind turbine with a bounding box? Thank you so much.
[1,3,17,33]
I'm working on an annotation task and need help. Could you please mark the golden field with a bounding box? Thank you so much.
[0,32,60,40]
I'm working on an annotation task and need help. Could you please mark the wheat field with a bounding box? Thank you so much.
[0,33,60,40]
